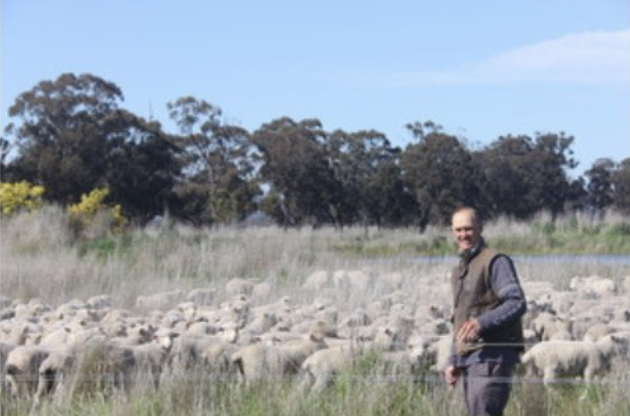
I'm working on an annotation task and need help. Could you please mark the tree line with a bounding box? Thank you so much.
[1,73,628,229]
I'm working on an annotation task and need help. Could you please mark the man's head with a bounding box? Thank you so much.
[451,206,483,253]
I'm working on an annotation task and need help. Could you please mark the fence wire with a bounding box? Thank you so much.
[3,370,630,387]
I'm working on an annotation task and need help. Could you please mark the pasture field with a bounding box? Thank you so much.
[1,206,629,416]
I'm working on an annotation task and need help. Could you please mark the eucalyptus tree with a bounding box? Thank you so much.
[4,73,124,204]
[251,117,342,227]
[3,73,180,221]
[611,158,630,214]
[327,129,415,228]
[100,111,181,222]
[583,158,615,214]
[401,122,484,230]
[167,96,259,224]
[478,132,577,219]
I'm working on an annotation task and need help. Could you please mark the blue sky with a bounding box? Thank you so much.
[1,0,628,178]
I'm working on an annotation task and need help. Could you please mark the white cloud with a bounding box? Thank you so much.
[360,30,630,87]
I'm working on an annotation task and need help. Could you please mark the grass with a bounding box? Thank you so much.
[1,206,629,415]
[3,372,629,416]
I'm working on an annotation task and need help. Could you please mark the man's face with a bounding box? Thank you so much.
[451,209,483,253]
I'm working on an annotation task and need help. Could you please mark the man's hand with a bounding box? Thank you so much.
[456,318,480,343]
[444,365,461,387]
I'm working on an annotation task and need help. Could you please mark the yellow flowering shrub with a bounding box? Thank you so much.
[68,188,127,234]
[0,181,45,215]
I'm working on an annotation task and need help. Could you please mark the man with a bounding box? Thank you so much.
[444,206,526,416]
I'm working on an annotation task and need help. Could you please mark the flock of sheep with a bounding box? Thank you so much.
[1,269,629,403]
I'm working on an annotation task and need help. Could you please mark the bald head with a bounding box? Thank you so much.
[451,206,483,253]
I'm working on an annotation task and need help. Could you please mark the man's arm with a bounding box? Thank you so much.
[476,256,527,334]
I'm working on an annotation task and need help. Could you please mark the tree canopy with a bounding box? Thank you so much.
[3,72,629,228]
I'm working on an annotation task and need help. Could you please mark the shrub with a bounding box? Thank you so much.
[0,181,45,215]
[68,188,127,237]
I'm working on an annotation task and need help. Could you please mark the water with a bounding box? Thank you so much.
[511,254,629,265]
[365,254,630,265]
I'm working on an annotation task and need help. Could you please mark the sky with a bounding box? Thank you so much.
[1,0,628,178]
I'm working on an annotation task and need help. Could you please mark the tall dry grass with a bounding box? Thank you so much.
[1,206,628,308]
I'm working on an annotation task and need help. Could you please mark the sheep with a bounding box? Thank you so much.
[135,290,187,311]
[1,323,32,346]
[251,281,272,301]
[36,344,75,400]
[200,341,240,381]
[299,331,428,392]
[569,276,617,298]
[521,281,555,301]
[35,339,136,400]
[520,334,629,385]
[110,324,157,347]
[127,341,169,389]
[231,332,328,385]
[302,270,330,291]
[583,323,618,343]
[1,341,17,393]
[163,332,224,375]
[530,312,573,341]
[0,308,16,321]
[186,287,217,305]
[243,312,279,335]
[333,269,371,293]
[86,294,113,310]
[424,335,453,373]
[299,344,357,391]
[376,334,430,381]
[225,278,259,297]
[5,345,50,398]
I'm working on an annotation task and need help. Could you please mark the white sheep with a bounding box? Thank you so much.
[163,332,224,374]
[231,332,328,384]
[424,335,452,373]
[35,339,136,400]
[530,312,573,341]
[569,276,617,298]
[5,345,50,397]
[127,341,169,389]
[299,344,357,391]
[376,333,429,381]
[1,341,17,393]
[86,294,113,310]
[302,270,330,291]
[582,323,618,343]
[300,332,427,392]
[520,334,628,385]
[186,287,217,305]
[201,341,240,381]
[225,278,259,297]
[135,290,187,311]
